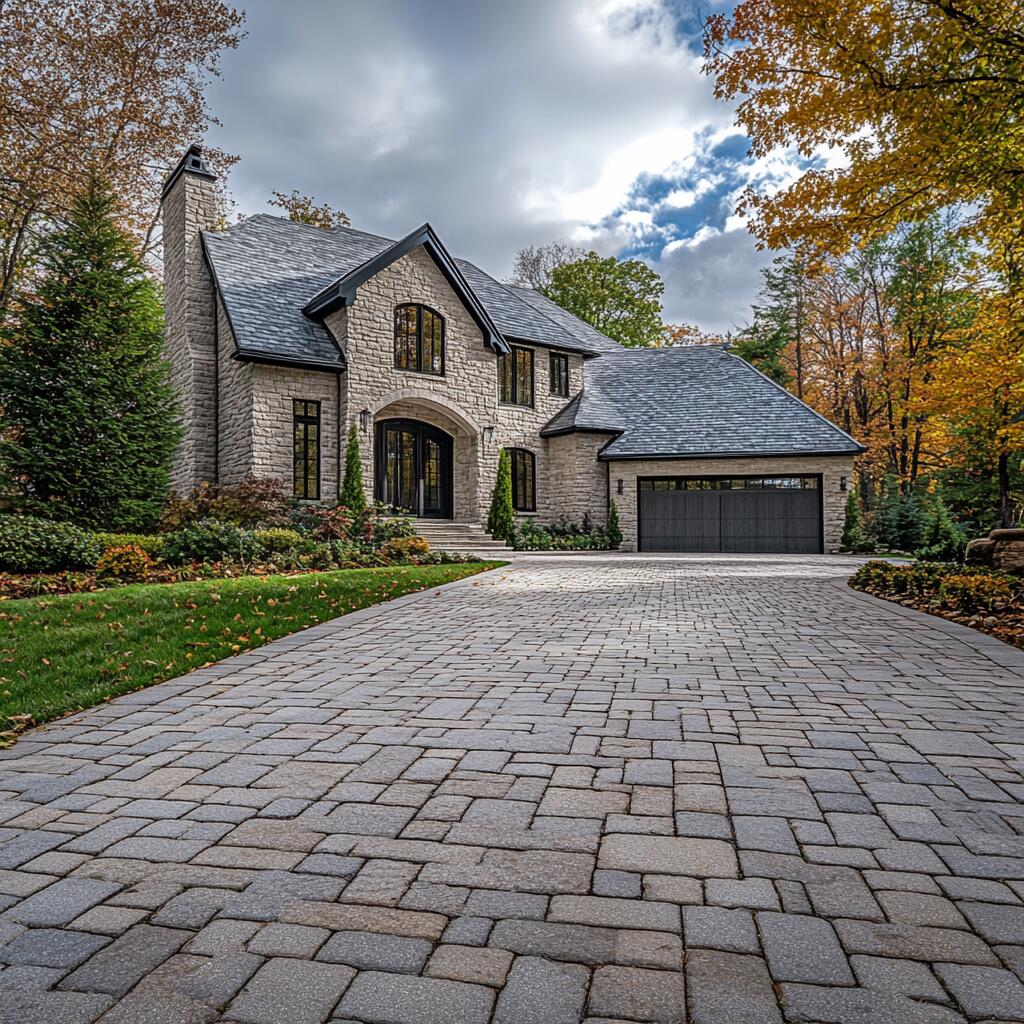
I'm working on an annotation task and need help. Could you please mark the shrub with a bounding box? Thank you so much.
[487,450,516,543]
[606,500,622,549]
[160,477,291,531]
[380,536,430,563]
[161,519,263,566]
[252,528,309,555]
[309,506,355,542]
[94,532,166,559]
[340,425,366,512]
[915,500,967,562]
[841,489,871,552]
[0,514,102,572]
[96,544,152,581]
[939,574,1015,614]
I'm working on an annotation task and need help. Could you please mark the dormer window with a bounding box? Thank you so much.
[394,304,444,376]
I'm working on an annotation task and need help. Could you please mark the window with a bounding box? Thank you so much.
[549,352,569,397]
[394,304,444,375]
[638,476,820,491]
[509,448,536,512]
[498,346,534,406]
[292,399,321,500]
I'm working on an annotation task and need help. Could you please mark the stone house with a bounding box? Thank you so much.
[162,146,863,552]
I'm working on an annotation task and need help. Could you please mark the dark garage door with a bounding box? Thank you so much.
[638,475,823,553]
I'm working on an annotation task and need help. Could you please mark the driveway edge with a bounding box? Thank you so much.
[831,576,1024,670]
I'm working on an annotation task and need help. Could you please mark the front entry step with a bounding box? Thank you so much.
[410,519,512,555]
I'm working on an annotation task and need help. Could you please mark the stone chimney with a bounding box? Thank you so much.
[161,145,220,492]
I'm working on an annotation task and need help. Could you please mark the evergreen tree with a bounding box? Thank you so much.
[841,489,869,552]
[487,449,515,542]
[339,424,366,511]
[0,173,180,530]
[874,477,926,552]
[915,498,967,562]
[606,499,622,549]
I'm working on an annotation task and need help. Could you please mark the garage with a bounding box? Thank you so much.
[637,475,823,553]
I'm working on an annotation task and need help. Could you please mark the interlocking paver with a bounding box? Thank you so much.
[0,554,1020,1023]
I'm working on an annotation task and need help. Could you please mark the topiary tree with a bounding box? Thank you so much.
[487,449,515,542]
[606,499,622,549]
[339,424,366,512]
[0,172,180,530]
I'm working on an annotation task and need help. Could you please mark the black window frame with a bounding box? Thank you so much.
[508,447,537,512]
[498,345,535,407]
[393,303,445,376]
[292,399,321,501]
[549,351,569,398]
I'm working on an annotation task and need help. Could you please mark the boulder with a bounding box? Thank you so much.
[965,538,995,565]
[992,540,1024,574]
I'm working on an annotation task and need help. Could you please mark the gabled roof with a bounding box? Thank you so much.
[302,223,509,355]
[542,344,866,460]
[201,215,622,369]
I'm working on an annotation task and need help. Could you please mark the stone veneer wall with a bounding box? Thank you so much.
[161,171,220,492]
[249,364,341,502]
[326,247,584,522]
[215,297,253,486]
[546,432,615,528]
[608,455,856,552]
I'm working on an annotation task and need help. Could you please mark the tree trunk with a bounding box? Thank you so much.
[998,450,1012,528]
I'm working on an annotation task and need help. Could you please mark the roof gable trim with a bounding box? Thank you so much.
[302,223,510,355]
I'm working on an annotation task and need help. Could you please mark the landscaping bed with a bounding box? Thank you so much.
[0,562,496,741]
[849,560,1024,649]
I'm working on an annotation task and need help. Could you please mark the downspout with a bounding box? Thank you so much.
[336,373,342,501]
[212,289,220,484]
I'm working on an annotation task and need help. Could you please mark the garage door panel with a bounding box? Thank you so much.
[638,479,822,553]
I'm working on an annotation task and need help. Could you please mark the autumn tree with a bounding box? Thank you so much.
[661,323,729,347]
[703,1,1024,258]
[545,252,665,348]
[0,0,244,318]
[269,190,350,230]
[507,242,585,291]
[0,174,181,530]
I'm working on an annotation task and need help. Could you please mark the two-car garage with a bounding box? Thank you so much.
[637,475,823,553]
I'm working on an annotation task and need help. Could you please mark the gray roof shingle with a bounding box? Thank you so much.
[542,344,864,459]
[201,215,621,365]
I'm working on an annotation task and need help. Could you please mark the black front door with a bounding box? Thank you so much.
[375,419,453,518]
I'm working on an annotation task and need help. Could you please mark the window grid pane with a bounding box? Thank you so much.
[292,400,321,500]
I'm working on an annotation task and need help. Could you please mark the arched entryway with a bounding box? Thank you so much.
[374,418,454,519]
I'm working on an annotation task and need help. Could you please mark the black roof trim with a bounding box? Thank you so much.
[302,223,510,355]
[161,144,216,200]
[233,349,346,374]
[598,449,863,462]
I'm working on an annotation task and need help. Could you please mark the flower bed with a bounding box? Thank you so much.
[849,560,1024,649]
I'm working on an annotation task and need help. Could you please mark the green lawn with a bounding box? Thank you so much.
[0,562,495,737]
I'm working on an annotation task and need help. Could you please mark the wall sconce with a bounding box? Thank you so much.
[482,425,495,445]
[840,476,848,492]
[616,479,624,495]
[359,408,371,433]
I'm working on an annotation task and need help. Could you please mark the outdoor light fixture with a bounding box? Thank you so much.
[359,408,371,432]
[482,425,495,444]
[840,476,848,491]
[617,479,624,494]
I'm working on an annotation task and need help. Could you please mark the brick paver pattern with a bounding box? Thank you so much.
[1,555,1023,1024]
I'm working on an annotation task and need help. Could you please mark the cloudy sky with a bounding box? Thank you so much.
[205,0,810,334]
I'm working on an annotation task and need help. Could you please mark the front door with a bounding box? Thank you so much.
[375,419,453,518]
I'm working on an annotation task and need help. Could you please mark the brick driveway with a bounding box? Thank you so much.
[1,554,1023,1024]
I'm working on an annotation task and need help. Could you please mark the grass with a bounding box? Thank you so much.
[0,562,496,737]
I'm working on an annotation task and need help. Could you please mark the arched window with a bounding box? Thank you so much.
[394,304,445,376]
[508,448,536,512]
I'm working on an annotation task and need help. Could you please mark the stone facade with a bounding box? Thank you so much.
[162,156,856,548]
[161,166,220,491]
[607,455,856,553]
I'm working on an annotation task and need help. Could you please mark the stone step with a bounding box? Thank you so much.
[404,518,511,554]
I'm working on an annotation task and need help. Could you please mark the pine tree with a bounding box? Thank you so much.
[0,173,180,530]
[339,424,366,511]
[915,498,967,562]
[487,449,515,542]
[841,489,868,552]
